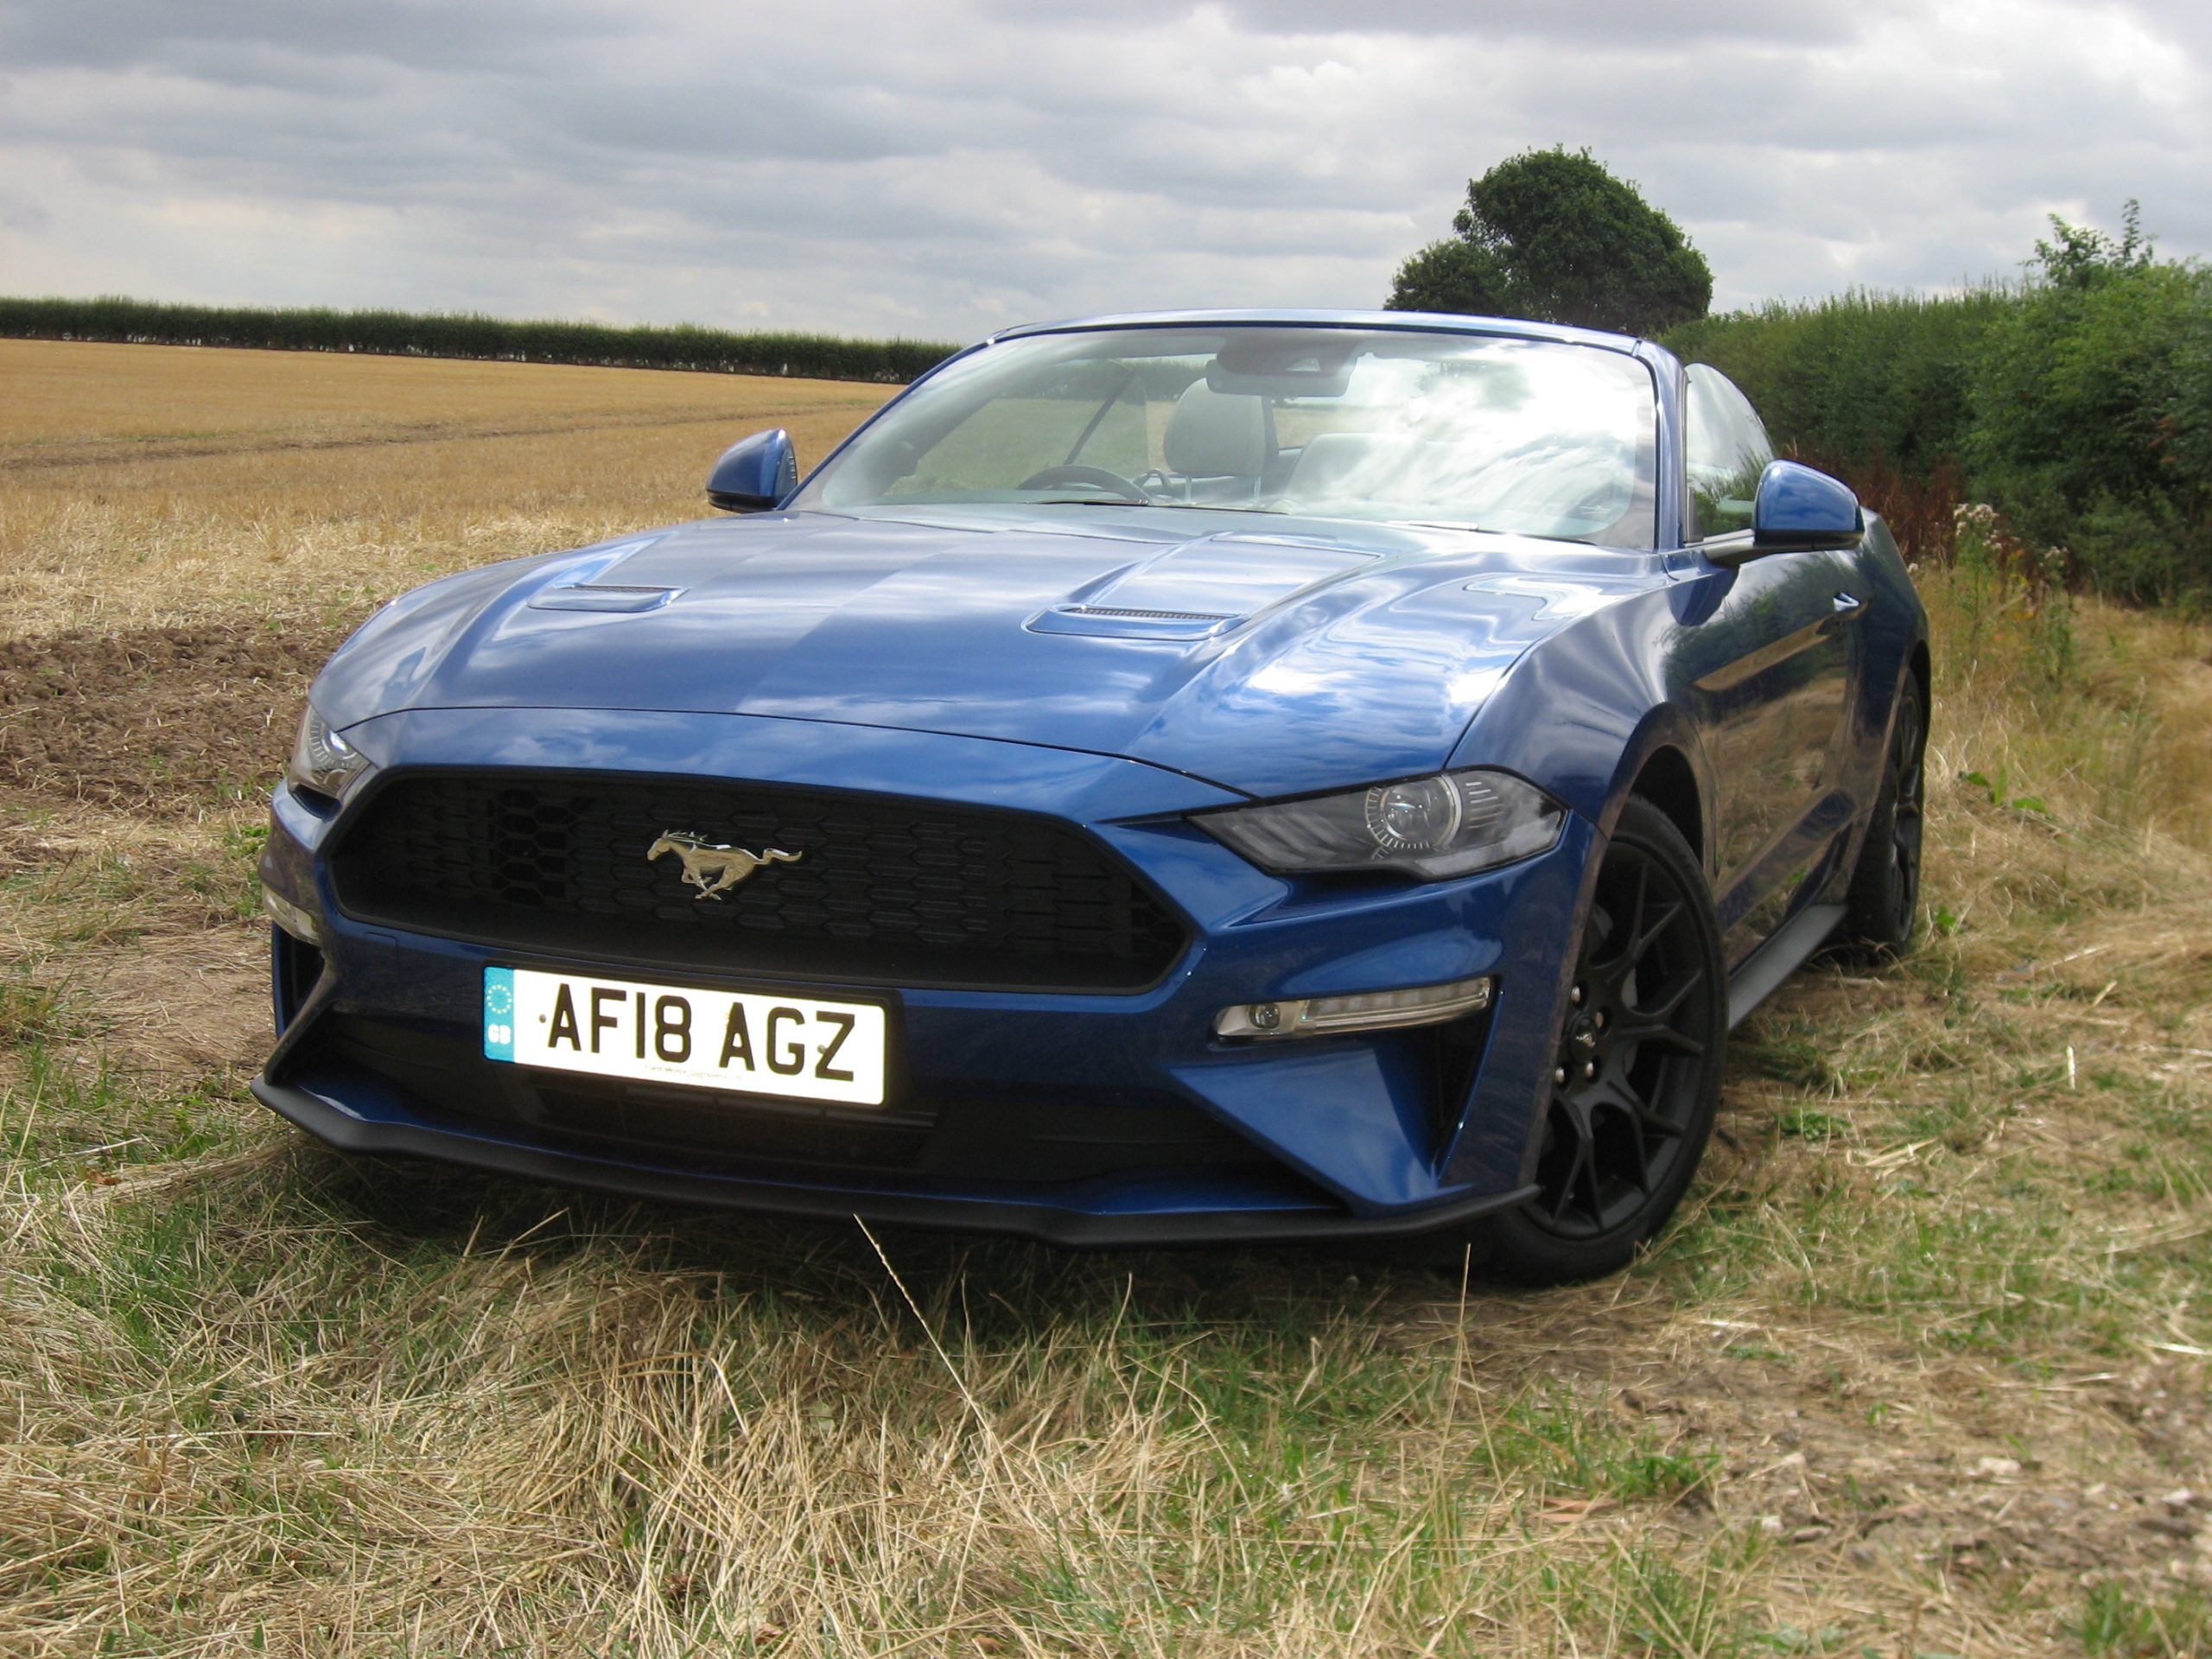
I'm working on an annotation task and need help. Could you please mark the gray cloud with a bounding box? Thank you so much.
[0,0,2204,340]
[976,0,1920,46]
[0,0,623,74]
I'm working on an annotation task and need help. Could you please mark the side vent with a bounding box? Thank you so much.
[271,926,326,1033]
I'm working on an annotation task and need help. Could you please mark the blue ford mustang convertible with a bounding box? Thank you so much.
[256,311,1929,1281]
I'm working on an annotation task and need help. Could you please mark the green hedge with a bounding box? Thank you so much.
[1663,214,2212,604]
[0,295,961,385]
[1664,287,2010,487]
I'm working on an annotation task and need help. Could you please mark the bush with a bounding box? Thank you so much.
[1663,289,2006,565]
[1665,288,2007,487]
[1664,204,2211,604]
[1965,208,2211,602]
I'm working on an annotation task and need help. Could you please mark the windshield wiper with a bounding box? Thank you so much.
[1033,497,1289,513]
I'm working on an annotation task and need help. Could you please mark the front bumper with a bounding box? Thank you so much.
[258,708,1590,1243]
[250,1071,1534,1246]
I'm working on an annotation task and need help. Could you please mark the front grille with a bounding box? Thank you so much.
[327,772,1188,991]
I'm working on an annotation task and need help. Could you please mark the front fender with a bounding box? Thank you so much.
[1445,579,1688,826]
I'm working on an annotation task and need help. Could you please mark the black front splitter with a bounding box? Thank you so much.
[251,1074,1535,1250]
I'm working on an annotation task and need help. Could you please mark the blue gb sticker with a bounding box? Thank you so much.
[482,966,517,1061]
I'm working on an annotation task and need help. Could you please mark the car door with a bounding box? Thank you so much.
[1676,366,1859,967]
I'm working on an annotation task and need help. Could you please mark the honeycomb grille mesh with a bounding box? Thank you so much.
[329,772,1187,991]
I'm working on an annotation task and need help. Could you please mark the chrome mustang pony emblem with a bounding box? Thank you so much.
[647,833,802,899]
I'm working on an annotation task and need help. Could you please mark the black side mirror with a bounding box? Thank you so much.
[1751,460,1862,554]
[707,429,798,512]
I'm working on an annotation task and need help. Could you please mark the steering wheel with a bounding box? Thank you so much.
[1017,464,1153,503]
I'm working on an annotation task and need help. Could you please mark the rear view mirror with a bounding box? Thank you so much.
[707,429,798,512]
[1205,332,1355,397]
[1751,460,1862,553]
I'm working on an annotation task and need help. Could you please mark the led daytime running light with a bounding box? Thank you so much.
[263,887,322,945]
[1215,975,1493,1040]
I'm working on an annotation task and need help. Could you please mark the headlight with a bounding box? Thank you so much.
[287,705,370,802]
[1198,768,1566,880]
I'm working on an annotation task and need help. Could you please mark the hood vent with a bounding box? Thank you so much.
[1071,605,1235,622]
[1027,604,1238,642]
[528,583,683,614]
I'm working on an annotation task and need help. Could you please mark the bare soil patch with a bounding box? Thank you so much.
[0,618,358,811]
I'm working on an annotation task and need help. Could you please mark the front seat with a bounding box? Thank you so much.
[1161,381,1269,501]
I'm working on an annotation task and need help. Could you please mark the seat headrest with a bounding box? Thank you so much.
[1163,381,1268,479]
[1283,431,1418,499]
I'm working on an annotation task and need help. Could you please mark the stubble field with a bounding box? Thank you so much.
[3,338,2209,1657]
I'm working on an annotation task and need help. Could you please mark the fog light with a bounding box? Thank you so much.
[263,886,322,945]
[1214,975,1493,1040]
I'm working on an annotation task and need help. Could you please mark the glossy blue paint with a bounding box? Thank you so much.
[1752,459,1865,552]
[309,511,1676,803]
[260,309,1929,1243]
[704,428,798,512]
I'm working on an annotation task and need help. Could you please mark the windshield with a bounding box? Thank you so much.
[793,325,1659,547]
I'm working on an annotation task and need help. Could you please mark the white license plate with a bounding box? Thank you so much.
[482,967,888,1108]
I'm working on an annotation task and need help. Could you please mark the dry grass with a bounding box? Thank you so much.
[0,338,889,453]
[3,340,2209,1656]
[0,340,892,641]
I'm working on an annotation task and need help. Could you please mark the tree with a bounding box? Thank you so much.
[1385,148,1713,336]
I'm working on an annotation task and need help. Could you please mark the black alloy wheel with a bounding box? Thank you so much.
[1481,798,1727,1285]
[1838,679,1927,956]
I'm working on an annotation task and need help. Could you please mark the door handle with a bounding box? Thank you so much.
[1831,591,1865,617]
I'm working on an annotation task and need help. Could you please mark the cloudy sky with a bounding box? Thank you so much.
[2,0,2204,342]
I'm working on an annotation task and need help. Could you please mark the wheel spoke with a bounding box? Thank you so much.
[1895,719,1925,814]
[1630,970,1700,1022]
[1589,863,1650,976]
[1575,1135,1606,1224]
[1893,779,1923,924]
[1546,1124,1593,1226]
[1593,1079,1657,1191]
[1628,897,1684,963]
[1629,1093,1687,1145]
[1611,1016,1706,1058]
[1620,864,1652,963]
[1624,1118,1653,1192]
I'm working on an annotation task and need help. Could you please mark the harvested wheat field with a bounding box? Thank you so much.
[3,336,2209,1656]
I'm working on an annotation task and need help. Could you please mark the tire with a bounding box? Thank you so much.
[1475,797,1729,1285]
[1836,678,1927,957]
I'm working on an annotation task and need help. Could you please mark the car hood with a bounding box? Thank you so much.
[316,507,1663,800]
